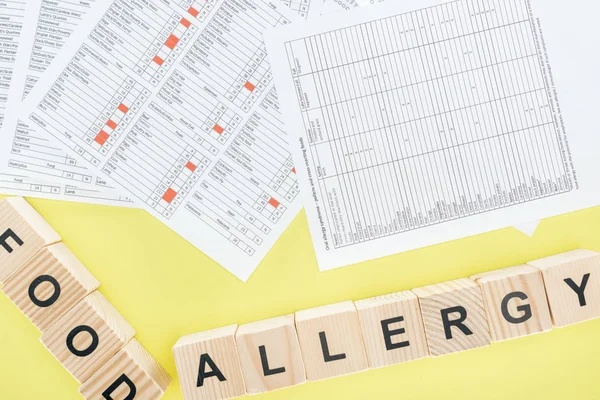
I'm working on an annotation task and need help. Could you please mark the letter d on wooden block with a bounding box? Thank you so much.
[528,249,600,327]
[413,278,491,357]
[0,197,61,284]
[40,291,136,383]
[79,339,171,400]
[173,325,246,400]
[295,301,367,381]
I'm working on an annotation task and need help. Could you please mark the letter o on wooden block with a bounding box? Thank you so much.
[2,242,100,332]
[413,278,491,357]
[79,339,171,400]
[40,291,136,383]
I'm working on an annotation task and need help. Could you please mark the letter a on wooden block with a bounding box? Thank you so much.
[236,314,305,394]
[173,325,246,400]
[413,278,491,357]
[2,242,100,332]
[471,265,552,342]
[295,301,367,382]
[528,249,600,327]
[355,291,429,369]
[79,338,171,400]
[40,291,136,383]
[0,197,61,284]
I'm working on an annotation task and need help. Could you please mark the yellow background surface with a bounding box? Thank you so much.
[0,196,599,399]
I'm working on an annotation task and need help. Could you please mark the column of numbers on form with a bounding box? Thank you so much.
[180,0,216,22]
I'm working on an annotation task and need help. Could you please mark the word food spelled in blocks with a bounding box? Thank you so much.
[174,251,600,400]
[0,197,170,399]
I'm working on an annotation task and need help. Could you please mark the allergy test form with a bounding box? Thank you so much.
[266,0,600,270]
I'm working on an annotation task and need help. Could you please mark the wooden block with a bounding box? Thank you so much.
[355,291,429,368]
[294,301,367,382]
[528,249,600,327]
[0,197,61,284]
[235,314,305,395]
[79,338,171,400]
[2,242,100,332]
[173,325,246,400]
[471,265,552,342]
[413,278,491,357]
[40,291,135,383]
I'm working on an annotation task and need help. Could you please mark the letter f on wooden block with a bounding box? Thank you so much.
[413,278,491,357]
[173,325,246,400]
[0,197,61,284]
[295,301,368,381]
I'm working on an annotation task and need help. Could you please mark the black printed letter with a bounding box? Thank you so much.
[440,306,473,340]
[319,331,346,362]
[197,353,226,387]
[381,316,409,351]
[102,374,136,400]
[564,273,591,307]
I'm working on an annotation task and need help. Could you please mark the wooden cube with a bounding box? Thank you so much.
[40,291,135,383]
[173,325,246,400]
[79,338,171,399]
[471,265,552,342]
[355,291,429,368]
[413,278,491,357]
[528,249,600,327]
[236,314,305,394]
[2,242,100,332]
[0,197,61,284]
[294,301,367,382]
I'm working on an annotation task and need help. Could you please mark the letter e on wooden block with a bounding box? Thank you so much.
[173,325,246,400]
[355,291,429,368]
[295,301,367,381]
[79,338,171,400]
[236,314,305,394]
[413,278,491,357]
[471,265,552,342]
[40,291,135,383]
[528,249,600,327]
[2,242,100,332]
[0,197,61,284]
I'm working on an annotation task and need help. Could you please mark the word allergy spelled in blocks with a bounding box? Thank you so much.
[471,265,552,342]
[236,314,306,394]
[79,338,171,400]
[413,278,491,357]
[41,291,136,383]
[0,197,61,284]
[2,242,100,332]
[528,249,600,327]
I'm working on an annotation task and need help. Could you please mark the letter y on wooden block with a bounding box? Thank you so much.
[528,249,600,327]
[173,325,246,400]
[413,278,491,357]
[295,301,368,381]
[0,197,61,284]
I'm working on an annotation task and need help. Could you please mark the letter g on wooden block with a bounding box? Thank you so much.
[413,278,491,357]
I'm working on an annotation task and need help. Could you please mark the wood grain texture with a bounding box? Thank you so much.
[528,249,600,327]
[40,291,135,383]
[173,325,246,400]
[471,265,552,342]
[0,197,61,284]
[79,338,171,400]
[294,301,368,382]
[413,278,491,357]
[355,291,429,368]
[2,242,100,332]
[236,314,305,395]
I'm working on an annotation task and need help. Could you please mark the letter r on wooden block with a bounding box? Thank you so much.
[294,301,368,381]
[355,291,429,368]
[413,278,491,357]
[471,265,552,342]
[173,325,246,400]
[528,249,600,327]
[2,242,100,332]
[0,197,61,284]
[40,291,136,383]
[235,314,305,394]
[79,338,171,400]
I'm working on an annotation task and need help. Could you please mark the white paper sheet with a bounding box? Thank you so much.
[266,0,600,270]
